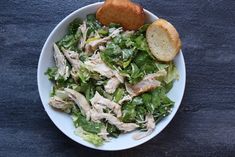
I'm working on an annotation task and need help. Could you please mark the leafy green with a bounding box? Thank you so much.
[164,62,179,84]
[121,63,144,84]
[75,127,104,146]
[163,81,174,93]
[122,102,136,122]
[57,34,80,51]
[68,18,82,35]
[95,86,112,100]
[44,67,58,81]
[108,23,121,29]
[113,88,125,103]
[106,124,121,137]
[86,14,101,35]
[72,110,104,134]
[98,28,109,36]
[133,51,157,74]
[77,65,91,83]
[137,24,150,34]
[133,34,150,52]
[73,80,95,101]
[45,14,179,146]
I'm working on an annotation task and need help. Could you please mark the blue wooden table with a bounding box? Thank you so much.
[0,0,235,156]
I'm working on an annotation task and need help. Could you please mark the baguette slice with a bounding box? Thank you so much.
[96,0,145,30]
[146,19,181,62]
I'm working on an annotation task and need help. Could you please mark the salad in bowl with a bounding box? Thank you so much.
[45,14,179,146]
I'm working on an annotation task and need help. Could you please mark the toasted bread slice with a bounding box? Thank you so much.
[96,0,145,30]
[146,19,181,62]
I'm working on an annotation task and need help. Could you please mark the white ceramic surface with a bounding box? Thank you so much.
[37,2,186,151]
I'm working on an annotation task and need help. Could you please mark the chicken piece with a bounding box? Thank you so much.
[125,70,167,96]
[144,69,167,80]
[85,27,122,53]
[64,88,91,119]
[118,95,132,104]
[84,52,113,78]
[61,48,81,81]
[96,0,145,30]
[85,37,109,53]
[84,52,123,81]
[61,48,80,69]
[122,30,135,37]
[90,92,122,117]
[133,114,155,140]
[104,77,120,94]
[101,113,139,132]
[53,43,70,80]
[98,127,110,141]
[89,111,139,132]
[49,96,72,112]
[113,70,124,83]
[78,21,88,49]
[99,45,106,52]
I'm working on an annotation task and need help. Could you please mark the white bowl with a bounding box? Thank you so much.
[37,2,186,151]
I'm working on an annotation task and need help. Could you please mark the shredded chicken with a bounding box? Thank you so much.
[99,45,106,51]
[133,114,155,140]
[61,48,81,80]
[89,111,139,132]
[64,88,91,119]
[61,48,80,69]
[113,70,124,83]
[125,70,167,97]
[53,43,70,80]
[122,30,135,37]
[85,27,123,53]
[98,127,110,141]
[104,77,120,94]
[49,96,72,112]
[78,21,88,49]
[90,92,122,117]
[84,52,123,81]
[118,95,133,104]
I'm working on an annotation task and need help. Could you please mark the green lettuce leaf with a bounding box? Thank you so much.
[68,18,82,35]
[75,127,104,146]
[164,62,179,84]
[72,111,104,134]
[106,124,121,138]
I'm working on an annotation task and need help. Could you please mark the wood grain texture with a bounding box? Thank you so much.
[0,0,235,157]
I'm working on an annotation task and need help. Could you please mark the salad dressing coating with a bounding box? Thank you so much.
[45,14,178,146]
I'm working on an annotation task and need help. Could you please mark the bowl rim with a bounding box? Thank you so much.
[37,2,186,151]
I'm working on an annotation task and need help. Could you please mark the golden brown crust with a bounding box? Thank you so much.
[146,19,181,61]
[155,19,181,53]
[96,0,145,30]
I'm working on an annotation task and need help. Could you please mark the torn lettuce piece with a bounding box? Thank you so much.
[113,88,125,103]
[45,67,58,81]
[133,51,157,74]
[72,111,104,134]
[57,34,81,51]
[164,62,179,84]
[122,101,136,123]
[121,63,144,84]
[86,14,102,36]
[68,18,82,35]
[106,124,121,138]
[77,65,91,83]
[73,80,95,101]
[75,127,104,146]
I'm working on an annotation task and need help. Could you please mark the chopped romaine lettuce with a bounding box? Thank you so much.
[164,62,179,84]
[45,15,179,146]
[75,127,104,146]
[68,18,82,35]
[72,110,104,134]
